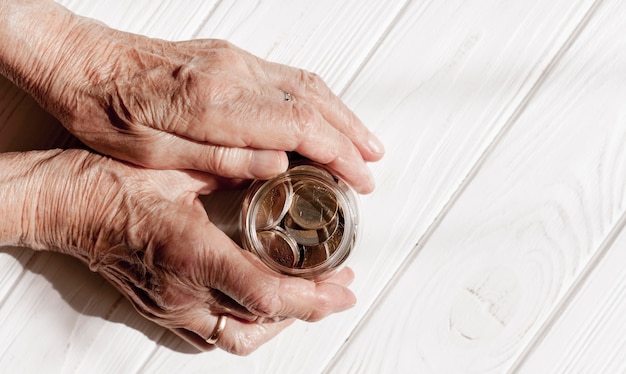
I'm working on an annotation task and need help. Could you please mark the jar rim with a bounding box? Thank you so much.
[241,163,358,279]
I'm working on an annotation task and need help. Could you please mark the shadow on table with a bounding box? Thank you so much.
[0,188,246,356]
[0,75,84,152]
[0,74,251,355]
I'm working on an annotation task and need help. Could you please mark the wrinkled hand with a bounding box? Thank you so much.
[17,149,356,354]
[33,11,383,193]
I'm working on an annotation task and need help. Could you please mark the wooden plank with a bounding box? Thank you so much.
[57,0,219,40]
[0,1,219,371]
[0,0,409,371]
[514,216,626,373]
[0,252,163,372]
[0,0,601,372]
[326,0,626,371]
[143,0,598,373]
[0,247,32,304]
[192,0,410,93]
[507,0,626,371]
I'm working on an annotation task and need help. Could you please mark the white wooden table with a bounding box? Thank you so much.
[1,0,625,372]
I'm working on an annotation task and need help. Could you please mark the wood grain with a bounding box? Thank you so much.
[193,0,411,93]
[508,0,626,371]
[59,0,219,40]
[144,0,598,373]
[0,1,410,371]
[514,215,626,373]
[0,1,220,372]
[0,0,614,372]
[327,0,626,371]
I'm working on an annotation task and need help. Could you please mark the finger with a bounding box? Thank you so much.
[207,225,357,322]
[174,314,295,355]
[168,82,374,192]
[217,316,295,355]
[319,266,355,287]
[143,169,222,199]
[199,93,374,193]
[261,61,385,162]
[208,289,260,322]
[136,131,290,180]
[281,102,375,193]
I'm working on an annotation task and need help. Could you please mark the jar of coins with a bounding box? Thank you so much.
[241,160,359,280]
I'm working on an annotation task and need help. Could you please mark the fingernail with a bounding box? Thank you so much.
[367,132,385,156]
[341,289,357,311]
[363,170,376,194]
[354,168,375,194]
[361,160,377,193]
[250,150,288,179]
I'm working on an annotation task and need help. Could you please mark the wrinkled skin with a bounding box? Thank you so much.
[18,7,384,194]
[6,149,356,354]
[0,0,383,354]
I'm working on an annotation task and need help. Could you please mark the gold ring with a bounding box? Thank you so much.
[206,315,227,345]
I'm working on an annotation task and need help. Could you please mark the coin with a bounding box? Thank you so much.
[283,213,339,247]
[256,228,300,268]
[297,208,347,268]
[324,210,345,256]
[299,243,330,268]
[241,160,358,278]
[289,180,338,230]
[255,181,293,231]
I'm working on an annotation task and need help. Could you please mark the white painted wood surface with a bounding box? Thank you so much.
[2,0,626,372]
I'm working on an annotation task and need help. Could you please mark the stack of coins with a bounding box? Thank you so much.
[241,162,358,278]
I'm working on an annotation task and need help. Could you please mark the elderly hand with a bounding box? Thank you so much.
[0,0,384,194]
[0,149,356,354]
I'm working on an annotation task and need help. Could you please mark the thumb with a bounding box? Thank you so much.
[206,225,356,322]
[174,139,288,179]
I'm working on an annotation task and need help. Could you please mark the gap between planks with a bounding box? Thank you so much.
[508,189,626,372]
[337,0,414,98]
[134,1,416,369]
[324,0,606,371]
[191,0,222,40]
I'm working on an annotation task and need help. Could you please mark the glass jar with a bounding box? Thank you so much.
[241,160,359,280]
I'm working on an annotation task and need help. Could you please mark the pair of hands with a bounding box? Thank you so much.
[2,1,383,354]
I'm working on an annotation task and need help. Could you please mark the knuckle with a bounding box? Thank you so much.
[202,43,247,73]
[206,38,234,50]
[248,288,282,317]
[225,340,257,356]
[207,147,244,177]
[299,70,331,101]
[309,293,333,322]
[300,70,324,91]
[291,104,318,139]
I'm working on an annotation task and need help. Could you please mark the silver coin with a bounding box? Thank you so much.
[255,181,293,231]
[256,228,300,268]
[283,213,339,247]
[297,209,347,268]
[288,180,338,230]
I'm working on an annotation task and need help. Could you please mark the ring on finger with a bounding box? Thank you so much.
[206,314,227,345]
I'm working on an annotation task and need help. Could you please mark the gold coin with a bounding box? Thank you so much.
[283,213,338,246]
[299,243,330,269]
[297,208,347,269]
[289,180,338,230]
[255,181,293,231]
[257,229,299,268]
[324,210,345,256]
